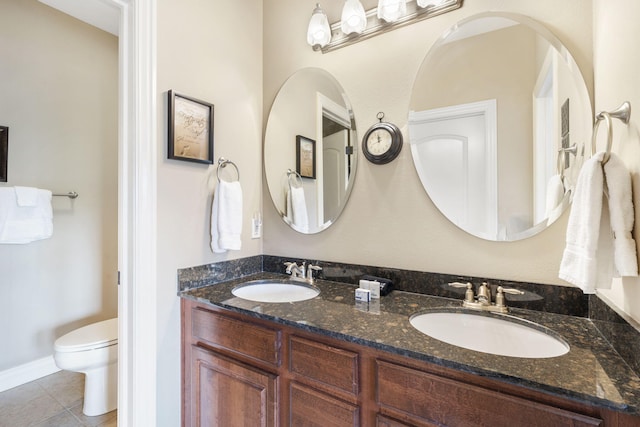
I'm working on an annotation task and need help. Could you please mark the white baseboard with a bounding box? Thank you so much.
[0,355,61,392]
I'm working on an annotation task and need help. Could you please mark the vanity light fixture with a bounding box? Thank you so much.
[377,0,407,23]
[341,0,367,35]
[307,3,331,48]
[310,0,463,53]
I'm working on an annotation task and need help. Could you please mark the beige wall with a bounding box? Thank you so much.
[0,0,118,371]
[156,0,263,423]
[593,0,640,322]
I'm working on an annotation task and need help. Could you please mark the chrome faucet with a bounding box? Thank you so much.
[449,282,524,313]
[284,261,322,285]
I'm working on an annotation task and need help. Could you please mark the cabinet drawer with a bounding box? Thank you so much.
[376,360,602,427]
[290,335,359,396]
[290,382,360,426]
[191,307,281,367]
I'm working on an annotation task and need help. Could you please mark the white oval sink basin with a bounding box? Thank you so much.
[409,311,569,358]
[232,280,320,303]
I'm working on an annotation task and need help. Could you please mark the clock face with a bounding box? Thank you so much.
[362,120,403,164]
[366,129,392,155]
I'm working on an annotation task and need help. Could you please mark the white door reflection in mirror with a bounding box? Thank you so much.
[408,12,591,241]
[410,100,497,240]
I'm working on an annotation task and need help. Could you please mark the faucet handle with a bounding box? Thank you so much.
[495,286,524,308]
[447,282,469,288]
[499,287,524,295]
[306,264,322,283]
[284,261,298,274]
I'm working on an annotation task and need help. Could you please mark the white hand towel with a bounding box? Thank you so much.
[289,186,308,230]
[545,174,565,219]
[210,180,242,253]
[0,187,53,244]
[14,186,39,207]
[603,152,638,277]
[559,152,605,293]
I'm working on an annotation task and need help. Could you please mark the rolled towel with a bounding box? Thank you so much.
[603,152,638,277]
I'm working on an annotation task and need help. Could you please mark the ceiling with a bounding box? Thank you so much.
[38,0,119,36]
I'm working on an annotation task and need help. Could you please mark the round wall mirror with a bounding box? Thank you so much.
[265,68,358,234]
[409,12,591,241]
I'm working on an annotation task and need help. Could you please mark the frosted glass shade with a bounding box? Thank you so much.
[377,0,407,23]
[307,3,331,47]
[341,0,367,35]
[417,0,446,7]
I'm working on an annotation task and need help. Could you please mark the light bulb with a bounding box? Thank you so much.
[341,0,367,35]
[307,3,331,48]
[377,0,407,23]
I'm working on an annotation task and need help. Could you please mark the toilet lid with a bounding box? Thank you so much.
[54,318,118,352]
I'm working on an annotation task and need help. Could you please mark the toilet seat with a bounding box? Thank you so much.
[54,318,118,353]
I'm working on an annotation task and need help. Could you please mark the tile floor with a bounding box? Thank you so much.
[0,370,116,427]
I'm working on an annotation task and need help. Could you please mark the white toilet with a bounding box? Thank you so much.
[53,318,118,416]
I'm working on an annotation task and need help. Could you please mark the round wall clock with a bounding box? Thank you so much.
[362,112,403,164]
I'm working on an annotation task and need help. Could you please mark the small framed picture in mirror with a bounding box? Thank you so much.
[296,135,316,179]
[168,90,214,164]
[0,126,7,182]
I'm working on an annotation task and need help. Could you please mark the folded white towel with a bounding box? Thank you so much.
[0,187,53,244]
[14,186,39,207]
[603,152,638,277]
[287,186,308,230]
[210,180,242,253]
[559,152,605,293]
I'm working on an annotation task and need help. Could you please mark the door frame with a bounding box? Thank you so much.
[110,1,157,426]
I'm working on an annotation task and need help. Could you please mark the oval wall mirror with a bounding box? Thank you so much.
[409,12,592,241]
[265,68,358,234]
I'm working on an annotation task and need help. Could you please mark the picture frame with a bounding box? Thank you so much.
[296,135,316,179]
[0,126,7,182]
[168,90,214,164]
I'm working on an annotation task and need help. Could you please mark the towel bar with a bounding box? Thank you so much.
[52,191,79,199]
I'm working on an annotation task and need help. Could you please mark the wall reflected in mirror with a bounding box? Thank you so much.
[264,68,358,234]
[409,12,591,241]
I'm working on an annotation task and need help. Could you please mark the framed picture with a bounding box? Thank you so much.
[0,126,7,182]
[168,90,214,164]
[296,135,316,179]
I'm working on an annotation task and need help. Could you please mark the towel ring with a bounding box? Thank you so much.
[591,101,631,165]
[591,111,613,164]
[287,169,303,188]
[217,157,240,182]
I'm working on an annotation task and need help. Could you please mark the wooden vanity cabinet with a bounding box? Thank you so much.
[182,299,638,427]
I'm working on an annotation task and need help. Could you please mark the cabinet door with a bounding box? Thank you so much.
[190,345,278,427]
[290,382,360,426]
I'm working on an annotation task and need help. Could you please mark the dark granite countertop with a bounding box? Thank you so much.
[179,272,640,416]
